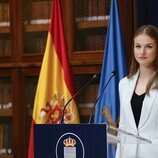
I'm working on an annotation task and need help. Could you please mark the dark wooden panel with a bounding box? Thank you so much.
[118,0,136,69]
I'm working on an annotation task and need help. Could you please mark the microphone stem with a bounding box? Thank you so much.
[60,74,97,124]
[88,74,114,124]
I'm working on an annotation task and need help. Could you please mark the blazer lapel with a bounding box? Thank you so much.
[125,72,139,129]
[138,89,158,129]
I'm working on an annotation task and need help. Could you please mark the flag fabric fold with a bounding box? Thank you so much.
[28,0,79,157]
[94,0,127,156]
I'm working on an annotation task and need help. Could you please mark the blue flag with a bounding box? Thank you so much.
[94,0,127,127]
[94,0,127,157]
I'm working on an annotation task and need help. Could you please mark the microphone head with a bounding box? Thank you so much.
[111,70,116,77]
[93,73,101,79]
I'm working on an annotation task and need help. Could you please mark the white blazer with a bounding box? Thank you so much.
[115,71,158,158]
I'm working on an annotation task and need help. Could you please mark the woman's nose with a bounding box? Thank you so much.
[140,47,146,55]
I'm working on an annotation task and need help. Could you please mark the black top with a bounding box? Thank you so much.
[131,92,146,128]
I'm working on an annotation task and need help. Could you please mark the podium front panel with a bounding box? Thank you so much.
[34,124,107,158]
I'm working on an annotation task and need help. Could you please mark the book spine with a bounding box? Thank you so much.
[3,79,12,109]
[31,1,52,20]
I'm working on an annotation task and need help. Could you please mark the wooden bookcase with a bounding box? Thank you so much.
[0,0,136,158]
[0,76,12,156]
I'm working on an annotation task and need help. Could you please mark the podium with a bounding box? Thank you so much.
[34,124,158,158]
[34,124,107,158]
[107,126,158,158]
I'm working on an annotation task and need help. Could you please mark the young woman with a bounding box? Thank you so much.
[116,25,158,158]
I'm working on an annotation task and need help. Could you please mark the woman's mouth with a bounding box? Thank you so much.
[138,56,147,60]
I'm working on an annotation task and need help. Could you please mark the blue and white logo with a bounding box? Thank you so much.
[55,132,85,158]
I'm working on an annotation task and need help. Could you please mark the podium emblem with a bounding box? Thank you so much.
[56,132,85,158]
[63,137,76,158]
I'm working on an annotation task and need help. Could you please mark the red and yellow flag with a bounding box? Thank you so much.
[28,0,80,157]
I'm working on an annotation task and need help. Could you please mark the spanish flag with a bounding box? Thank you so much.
[28,0,80,157]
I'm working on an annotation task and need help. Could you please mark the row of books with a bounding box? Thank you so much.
[25,0,110,24]
[0,102,12,109]
[24,76,38,109]
[75,83,99,105]
[31,1,52,20]
[0,39,11,56]
[74,0,110,22]
[0,3,9,23]
[0,37,45,55]
[0,1,52,26]
[0,123,12,155]
[75,15,110,23]
[24,37,46,54]
[75,32,106,51]
[29,19,50,25]
[24,0,52,25]
[0,80,12,106]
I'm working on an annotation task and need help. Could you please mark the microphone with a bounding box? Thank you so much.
[88,70,116,124]
[60,73,101,124]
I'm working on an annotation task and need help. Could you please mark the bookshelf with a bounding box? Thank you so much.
[0,1,10,57]
[0,0,135,158]
[0,109,12,116]
[63,0,110,63]
[21,0,52,56]
[0,122,13,156]
[0,75,13,158]
[20,68,39,158]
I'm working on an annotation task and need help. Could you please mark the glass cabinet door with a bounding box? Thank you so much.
[23,73,39,158]
[22,0,52,55]
[65,0,111,62]
[73,0,110,52]
[0,77,13,157]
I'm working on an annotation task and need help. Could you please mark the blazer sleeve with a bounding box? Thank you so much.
[115,78,127,158]
[118,78,126,130]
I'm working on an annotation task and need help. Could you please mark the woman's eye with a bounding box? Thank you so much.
[147,45,152,49]
[135,45,141,48]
